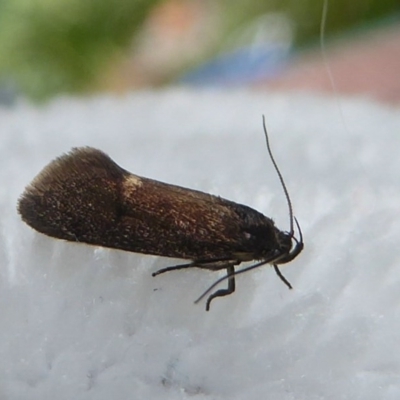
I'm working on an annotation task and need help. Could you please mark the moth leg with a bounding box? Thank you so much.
[152,262,194,277]
[152,259,237,277]
[205,266,235,311]
[273,264,292,289]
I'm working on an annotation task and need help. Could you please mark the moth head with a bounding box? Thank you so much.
[274,217,303,265]
[276,229,293,255]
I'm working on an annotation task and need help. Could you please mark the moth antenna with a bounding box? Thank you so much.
[262,115,294,236]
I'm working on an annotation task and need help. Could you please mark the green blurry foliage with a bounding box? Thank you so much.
[0,0,158,100]
[219,0,399,45]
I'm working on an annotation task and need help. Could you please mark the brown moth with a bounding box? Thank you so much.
[18,117,303,310]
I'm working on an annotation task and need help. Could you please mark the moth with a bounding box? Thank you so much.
[18,116,303,310]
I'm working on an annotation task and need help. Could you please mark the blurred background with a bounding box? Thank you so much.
[0,0,399,104]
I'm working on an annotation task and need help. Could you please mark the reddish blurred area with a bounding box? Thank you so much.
[104,0,220,89]
[261,24,400,105]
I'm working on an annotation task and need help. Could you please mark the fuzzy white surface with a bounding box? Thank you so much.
[1,89,399,399]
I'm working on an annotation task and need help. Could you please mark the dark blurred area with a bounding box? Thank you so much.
[0,0,398,102]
